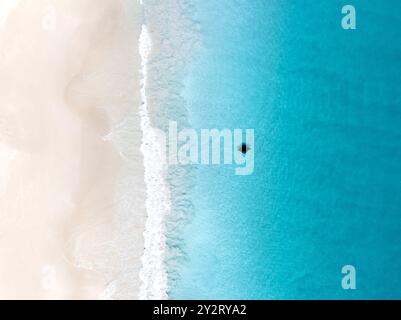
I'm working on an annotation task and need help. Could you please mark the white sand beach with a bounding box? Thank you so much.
[0,0,146,299]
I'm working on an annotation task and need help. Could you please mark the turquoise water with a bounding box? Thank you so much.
[169,0,401,299]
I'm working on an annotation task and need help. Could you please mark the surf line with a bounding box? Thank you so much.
[137,16,170,299]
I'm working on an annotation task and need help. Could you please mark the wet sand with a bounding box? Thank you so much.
[0,0,145,299]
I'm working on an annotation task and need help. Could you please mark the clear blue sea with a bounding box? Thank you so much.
[169,0,401,299]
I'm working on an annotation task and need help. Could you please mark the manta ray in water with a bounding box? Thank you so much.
[238,143,251,155]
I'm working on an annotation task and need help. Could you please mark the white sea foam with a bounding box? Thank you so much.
[138,23,170,300]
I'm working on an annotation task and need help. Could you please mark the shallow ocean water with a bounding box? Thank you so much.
[169,0,401,299]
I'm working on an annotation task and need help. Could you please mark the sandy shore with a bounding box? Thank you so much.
[0,0,145,299]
